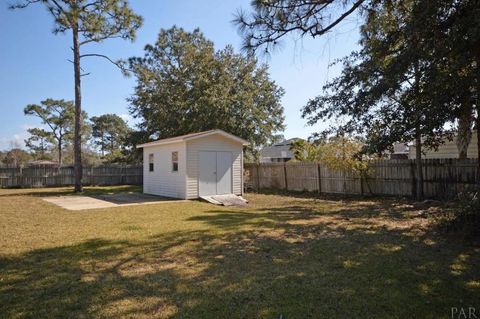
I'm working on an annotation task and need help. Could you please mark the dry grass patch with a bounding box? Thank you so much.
[0,187,479,318]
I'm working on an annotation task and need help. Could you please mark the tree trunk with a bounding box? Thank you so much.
[73,24,83,192]
[101,132,105,157]
[457,102,473,159]
[415,125,424,200]
[476,51,480,185]
[477,106,480,184]
[413,62,424,200]
[58,137,62,165]
[477,52,480,184]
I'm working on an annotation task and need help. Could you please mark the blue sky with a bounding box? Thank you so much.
[0,0,360,150]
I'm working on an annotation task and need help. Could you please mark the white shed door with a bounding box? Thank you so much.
[199,151,232,196]
[216,151,232,195]
[199,152,217,196]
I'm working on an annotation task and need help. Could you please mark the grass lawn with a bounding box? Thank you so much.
[0,187,479,318]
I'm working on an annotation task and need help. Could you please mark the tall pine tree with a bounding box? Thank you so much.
[12,0,142,192]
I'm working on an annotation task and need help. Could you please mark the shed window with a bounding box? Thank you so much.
[148,153,154,172]
[172,151,178,172]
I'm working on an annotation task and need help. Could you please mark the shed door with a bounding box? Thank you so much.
[199,152,217,196]
[199,151,232,196]
[216,152,232,195]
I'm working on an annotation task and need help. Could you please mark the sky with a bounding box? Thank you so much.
[0,0,361,150]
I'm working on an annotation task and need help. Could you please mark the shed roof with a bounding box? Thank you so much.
[136,129,249,148]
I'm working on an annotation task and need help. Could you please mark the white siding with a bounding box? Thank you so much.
[143,142,187,198]
[409,132,479,159]
[186,135,243,199]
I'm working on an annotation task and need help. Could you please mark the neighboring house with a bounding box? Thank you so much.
[136,129,248,199]
[390,142,409,159]
[408,131,479,159]
[260,138,302,163]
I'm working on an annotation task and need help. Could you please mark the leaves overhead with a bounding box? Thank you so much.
[301,0,461,155]
[238,0,480,160]
[234,0,368,53]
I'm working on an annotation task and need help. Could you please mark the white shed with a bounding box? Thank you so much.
[136,129,248,199]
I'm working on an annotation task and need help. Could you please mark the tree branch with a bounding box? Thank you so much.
[67,59,87,73]
[79,35,124,46]
[8,0,41,9]
[80,53,130,74]
[236,0,366,52]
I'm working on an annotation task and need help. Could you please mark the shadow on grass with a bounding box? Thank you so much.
[0,185,142,198]
[247,188,391,201]
[1,202,479,318]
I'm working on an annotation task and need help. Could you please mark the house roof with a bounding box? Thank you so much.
[28,160,60,166]
[136,129,249,148]
[260,138,302,159]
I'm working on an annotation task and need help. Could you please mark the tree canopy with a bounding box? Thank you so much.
[290,136,365,170]
[24,128,53,161]
[128,27,285,152]
[24,99,76,165]
[2,148,31,166]
[91,114,130,158]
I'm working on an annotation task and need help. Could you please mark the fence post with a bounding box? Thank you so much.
[19,165,23,188]
[283,163,288,191]
[410,160,416,198]
[256,163,260,191]
[317,163,322,194]
[360,173,364,196]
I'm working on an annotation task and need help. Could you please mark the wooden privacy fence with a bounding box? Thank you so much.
[0,165,143,188]
[244,159,479,199]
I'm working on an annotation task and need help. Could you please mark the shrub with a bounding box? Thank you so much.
[441,186,480,240]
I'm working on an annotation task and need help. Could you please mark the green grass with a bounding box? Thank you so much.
[0,187,479,318]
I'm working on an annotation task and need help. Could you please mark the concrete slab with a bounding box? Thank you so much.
[43,196,117,210]
[42,193,187,211]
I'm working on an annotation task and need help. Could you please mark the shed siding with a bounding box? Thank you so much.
[409,132,479,159]
[186,135,243,199]
[143,141,186,198]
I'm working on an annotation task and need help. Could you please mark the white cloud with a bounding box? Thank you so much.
[0,134,26,150]
[0,124,41,150]
[119,113,139,127]
[119,113,131,122]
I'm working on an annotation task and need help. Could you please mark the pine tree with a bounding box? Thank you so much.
[12,0,142,191]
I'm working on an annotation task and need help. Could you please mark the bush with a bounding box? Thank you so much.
[441,186,480,240]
